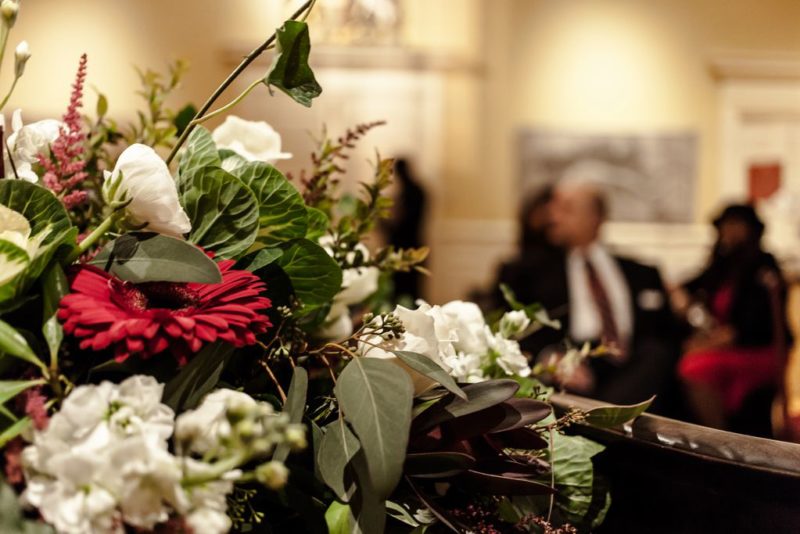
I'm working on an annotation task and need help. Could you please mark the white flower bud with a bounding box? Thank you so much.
[285,424,307,452]
[1,0,18,26]
[255,461,289,490]
[499,310,531,338]
[14,40,30,78]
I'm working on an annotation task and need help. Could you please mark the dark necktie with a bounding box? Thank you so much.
[584,257,624,360]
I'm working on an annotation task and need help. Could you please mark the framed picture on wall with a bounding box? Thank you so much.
[519,129,698,223]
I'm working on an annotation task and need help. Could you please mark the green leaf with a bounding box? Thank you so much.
[318,416,361,501]
[0,180,75,307]
[276,239,342,308]
[0,380,44,407]
[265,20,322,107]
[394,351,466,400]
[584,396,654,428]
[334,357,413,499]
[273,367,308,462]
[227,162,308,248]
[305,207,329,241]
[0,240,29,286]
[549,431,607,526]
[234,247,283,272]
[96,93,108,117]
[0,477,54,534]
[0,417,30,448]
[88,232,221,284]
[178,166,259,259]
[325,501,352,534]
[413,379,519,431]
[41,264,68,362]
[162,342,234,411]
[178,126,220,179]
[174,104,197,137]
[0,320,45,370]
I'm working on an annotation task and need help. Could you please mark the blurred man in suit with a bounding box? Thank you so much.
[507,181,680,411]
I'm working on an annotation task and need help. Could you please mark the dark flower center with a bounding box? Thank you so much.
[110,279,200,311]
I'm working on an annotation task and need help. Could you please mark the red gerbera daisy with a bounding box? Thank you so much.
[58,260,272,365]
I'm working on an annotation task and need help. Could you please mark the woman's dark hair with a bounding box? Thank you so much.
[518,185,555,254]
[712,203,765,241]
[702,203,766,290]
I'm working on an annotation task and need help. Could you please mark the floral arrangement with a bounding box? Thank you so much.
[0,2,650,533]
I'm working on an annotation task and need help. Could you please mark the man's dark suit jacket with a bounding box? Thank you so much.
[496,249,681,413]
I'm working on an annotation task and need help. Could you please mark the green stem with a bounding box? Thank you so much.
[65,212,117,264]
[165,0,315,167]
[190,78,262,126]
[0,74,18,110]
[182,453,245,488]
[0,22,9,83]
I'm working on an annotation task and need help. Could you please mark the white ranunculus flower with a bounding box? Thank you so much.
[211,115,291,164]
[360,302,457,395]
[0,203,48,284]
[440,300,490,356]
[174,388,260,454]
[499,310,531,339]
[5,109,62,182]
[103,143,191,238]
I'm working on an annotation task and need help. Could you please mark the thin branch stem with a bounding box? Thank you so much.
[547,426,556,523]
[0,74,18,110]
[165,0,314,166]
[260,359,287,403]
[190,78,262,126]
[65,212,118,264]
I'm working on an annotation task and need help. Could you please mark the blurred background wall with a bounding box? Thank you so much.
[6,0,800,302]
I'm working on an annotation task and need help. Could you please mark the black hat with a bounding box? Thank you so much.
[712,204,765,237]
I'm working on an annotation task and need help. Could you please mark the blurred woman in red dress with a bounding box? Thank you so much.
[675,204,789,429]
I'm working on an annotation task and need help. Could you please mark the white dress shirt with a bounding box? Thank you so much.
[567,243,633,347]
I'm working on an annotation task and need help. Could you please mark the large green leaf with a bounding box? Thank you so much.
[305,207,329,241]
[0,240,28,286]
[276,239,342,308]
[413,379,519,431]
[0,320,45,371]
[178,166,259,259]
[584,396,653,428]
[318,416,361,502]
[265,20,322,107]
[549,431,608,527]
[162,342,234,411]
[227,162,308,248]
[178,126,221,180]
[0,180,75,307]
[88,232,221,284]
[273,367,308,462]
[234,247,283,272]
[394,351,466,400]
[334,357,413,500]
[41,264,68,363]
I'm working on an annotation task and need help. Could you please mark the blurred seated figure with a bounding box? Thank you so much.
[675,204,789,430]
[497,180,680,411]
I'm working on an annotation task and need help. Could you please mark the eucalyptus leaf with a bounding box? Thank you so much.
[265,20,322,107]
[274,367,308,462]
[0,320,45,370]
[88,232,221,284]
[178,166,259,259]
[584,396,654,428]
[227,162,308,247]
[178,126,220,180]
[41,264,68,362]
[0,417,30,447]
[334,357,413,499]
[405,451,475,479]
[318,416,361,502]
[276,239,342,308]
[235,247,283,272]
[413,379,519,432]
[162,342,234,411]
[0,180,75,307]
[394,351,466,400]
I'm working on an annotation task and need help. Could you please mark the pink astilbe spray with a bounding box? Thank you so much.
[38,53,89,209]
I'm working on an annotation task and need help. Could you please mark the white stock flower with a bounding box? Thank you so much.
[181,459,237,534]
[440,300,490,356]
[211,115,291,164]
[103,143,191,237]
[442,351,485,383]
[487,332,531,378]
[175,388,260,454]
[499,310,531,338]
[5,109,62,182]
